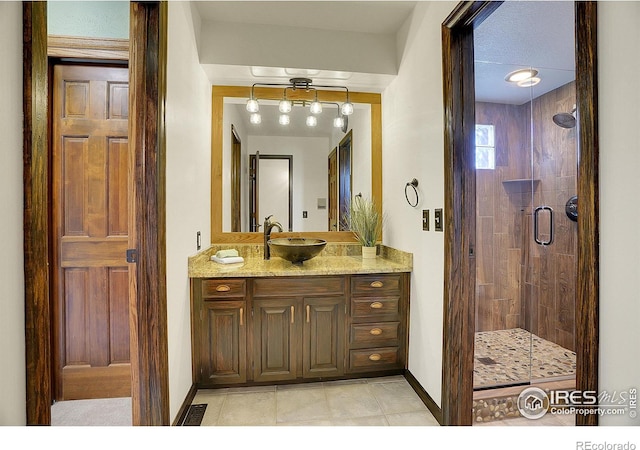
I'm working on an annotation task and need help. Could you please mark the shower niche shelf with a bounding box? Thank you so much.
[502,179,540,191]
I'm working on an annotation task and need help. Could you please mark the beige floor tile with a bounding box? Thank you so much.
[198,395,226,426]
[276,419,335,426]
[217,391,277,426]
[325,383,383,419]
[331,415,389,426]
[385,410,440,426]
[276,386,331,424]
[368,380,428,414]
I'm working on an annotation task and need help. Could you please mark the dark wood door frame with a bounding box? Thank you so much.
[440,1,599,426]
[23,1,169,425]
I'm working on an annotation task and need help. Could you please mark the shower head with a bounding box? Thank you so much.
[553,106,577,129]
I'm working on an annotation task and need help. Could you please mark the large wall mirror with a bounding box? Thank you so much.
[211,85,382,243]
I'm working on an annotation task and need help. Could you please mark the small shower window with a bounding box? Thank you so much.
[475,124,495,170]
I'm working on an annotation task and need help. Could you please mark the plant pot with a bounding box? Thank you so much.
[361,245,377,259]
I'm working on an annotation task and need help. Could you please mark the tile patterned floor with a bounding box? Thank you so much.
[474,328,576,388]
[191,376,440,426]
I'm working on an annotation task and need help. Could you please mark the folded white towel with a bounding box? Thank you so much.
[216,249,239,258]
[211,255,244,264]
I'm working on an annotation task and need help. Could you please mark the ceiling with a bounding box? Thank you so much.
[194,1,576,135]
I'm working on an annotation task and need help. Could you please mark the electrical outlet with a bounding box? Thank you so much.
[422,210,429,231]
[303,211,308,218]
[434,209,443,231]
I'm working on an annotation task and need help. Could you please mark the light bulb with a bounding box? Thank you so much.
[279,99,292,113]
[333,116,344,128]
[341,102,354,116]
[279,114,290,125]
[306,115,317,127]
[310,101,323,114]
[246,98,259,113]
[250,113,261,124]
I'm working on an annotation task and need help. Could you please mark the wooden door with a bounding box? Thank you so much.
[200,300,247,384]
[253,298,298,382]
[303,297,345,378]
[231,125,241,232]
[338,131,352,231]
[52,64,131,400]
[249,151,260,231]
[328,148,338,231]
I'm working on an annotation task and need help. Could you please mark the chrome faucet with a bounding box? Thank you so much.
[263,215,283,260]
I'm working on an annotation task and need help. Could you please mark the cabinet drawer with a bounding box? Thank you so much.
[201,279,246,298]
[350,322,400,347]
[351,297,399,319]
[349,347,399,371]
[351,274,401,295]
[253,276,344,297]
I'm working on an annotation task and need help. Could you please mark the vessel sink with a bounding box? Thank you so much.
[268,238,327,264]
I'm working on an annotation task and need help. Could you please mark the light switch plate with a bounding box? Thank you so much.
[434,208,443,232]
[422,210,429,231]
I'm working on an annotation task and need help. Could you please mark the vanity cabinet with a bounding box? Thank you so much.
[347,274,406,372]
[194,279,247,385]
[190,272,408,388]
[252,277,345,382]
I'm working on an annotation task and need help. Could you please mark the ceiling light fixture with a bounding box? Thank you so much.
[516,77,541,88]
[505,68,539,83]
[246,77,354,127]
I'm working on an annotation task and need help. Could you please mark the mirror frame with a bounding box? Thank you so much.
[211,85,382,243]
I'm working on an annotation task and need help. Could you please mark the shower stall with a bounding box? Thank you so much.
[473,73,578,391]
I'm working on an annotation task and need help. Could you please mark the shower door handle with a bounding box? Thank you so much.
[534,206,554,246]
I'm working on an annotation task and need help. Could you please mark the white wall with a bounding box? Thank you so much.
[166,1,212,423]
[382,1,458,408]
[597,1,640,426]
[200,20,397,76]
[248,135,331,231]
[0,1,25,426]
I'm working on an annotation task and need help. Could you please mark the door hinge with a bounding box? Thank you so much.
[126,248,138,263]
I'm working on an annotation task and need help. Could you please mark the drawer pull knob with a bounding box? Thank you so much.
[369,353,382,361]
[370,301,383,309]
[370,281,384,288]
[216,285,231,292]
[369,328,383,336]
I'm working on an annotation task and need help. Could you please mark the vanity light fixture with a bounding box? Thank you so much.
[246,97,259,113]
[246,77,354,126]
[306,115,318,127]
[250,113,261,124]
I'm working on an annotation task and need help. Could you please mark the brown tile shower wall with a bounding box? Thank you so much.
[475,82,577,352]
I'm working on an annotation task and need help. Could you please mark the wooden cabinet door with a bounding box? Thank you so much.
[52,64,130,400]
[253,298,298,382]
[200,301,247,384]
[303,297,345,378]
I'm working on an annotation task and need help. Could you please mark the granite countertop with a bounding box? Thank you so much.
[188,243,412,278]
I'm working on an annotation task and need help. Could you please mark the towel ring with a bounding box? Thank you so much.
[405,179,419,207]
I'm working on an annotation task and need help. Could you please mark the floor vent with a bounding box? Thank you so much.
[477,357,499,365]
[182,404,207,426]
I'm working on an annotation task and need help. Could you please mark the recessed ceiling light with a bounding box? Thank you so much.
[516,77,541,87]
[505,68,539,83]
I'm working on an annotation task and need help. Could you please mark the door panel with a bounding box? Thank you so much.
[253,299,297,382]
[53,64,130,400]
[303,297,345,378]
